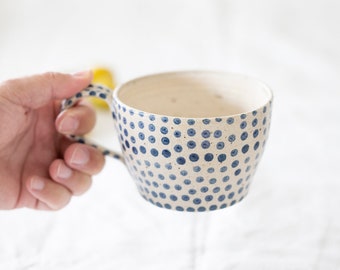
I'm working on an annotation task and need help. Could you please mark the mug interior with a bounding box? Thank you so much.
[116,71,272,118]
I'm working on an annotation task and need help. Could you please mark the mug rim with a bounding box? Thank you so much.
[112,70,273,120]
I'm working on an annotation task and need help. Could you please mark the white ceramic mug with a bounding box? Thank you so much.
[62,71,273,212]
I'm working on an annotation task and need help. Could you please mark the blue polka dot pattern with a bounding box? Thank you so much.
[61,82,272,212]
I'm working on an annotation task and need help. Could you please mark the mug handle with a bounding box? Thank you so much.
[60,84,125,163]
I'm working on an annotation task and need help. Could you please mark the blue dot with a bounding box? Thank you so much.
[160,126,168,134]
[263,117,267,125]
[220,166,228,173]
[235,169,241,176]
[202,130,210,138]
[218,195,226,202]
[169,174,176,180]
[154,162,161,168]
[228,192,235,199]
[151,148,159,157]
[187,119,195,125]
[138,132,145,140]
[158,174,165,180]
[123,117,127,125]
[152,181,158,187]
[151,191,158,198]
[174,118,181,125]
[209,178,217,184]
[140,146,146,154]
[244,157,250,163]
[231,149,238,157]
[174,131,181,138]
[207,167,215,173]
[164,204,171,209]
[161,137,170,145]
[240,121,247,129]
[254,141,260,150]
[76,92,83,98]
[203,119,210,125]
[189,189,196,194]
[125,140,130,148]
[223,176,230,183]
[217,142,225,150]
[174,184,182,190]
[225,184,232,191]
[182,195,190,201]
[180,170,188,176]
[215,118,222,122]
[252,110,257,116]
[187,141,196,149]
[240,132,248,141]
[253,129,259,138]
[174,145,183,153]
[237,178,243,185]
[238,187,244,194]
[187,207,195,212]
[201,186,208,193]
[201,140,210,149]
[138,121,144,129]
[198,207,206,212]
[130,122,135,129]
[214,130,222,138]
[246,165,251,172]
[189,153,199,162]
[252,118,258,127]
[187,128,196,136]
[131,136,136,143]
[242,144,249,154]
[213,187,220,193]
[138,112,144,117]
[205,195,213,202]
[132,147,138,154]
[227,117,234,124]
[159,192,166,198]
[149,115,155,121]
[156,202,163,208]
[193,198,202,205]
[163,184,170,189]
[89,91,96,96]
[170,195,178,201]
[148,136,156,143]
[165,163,172,170]
[162,150,171,158]
[228,134,236,142]
[129,109,134,115]
[232,160,239,168]
[196,176,204,183]
[149,124,155,131]
[161,117,168,123]
[204,153,214,162]
[218,154,227,162]
[209,205,218,211]
[263,106,267,113]
[145,180,151,186]
[145,160,151,167]
[112,112,116,119]
[177,157,186,165]
[241,114,247,119]
[193,166,201,172]
[220,204,227,209]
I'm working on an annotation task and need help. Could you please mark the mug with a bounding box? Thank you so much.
[62,71,273,212]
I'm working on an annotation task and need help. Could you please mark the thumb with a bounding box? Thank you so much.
[0,71,92,109]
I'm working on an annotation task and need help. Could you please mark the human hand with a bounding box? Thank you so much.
[0,71,105,210]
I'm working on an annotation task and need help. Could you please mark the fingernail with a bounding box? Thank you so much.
[31,177,45,191]
[59,116,79,133]
[57,163,73,179]
[73,70,92,79]
[71,147,90,165]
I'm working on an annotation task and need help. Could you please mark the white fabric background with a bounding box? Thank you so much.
[0,0,339,269]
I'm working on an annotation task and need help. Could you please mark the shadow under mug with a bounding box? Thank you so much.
[61,71,273,212]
